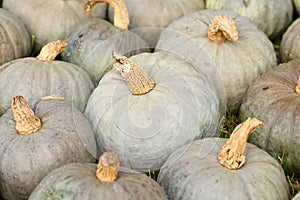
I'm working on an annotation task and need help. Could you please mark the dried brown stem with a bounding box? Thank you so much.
[218,118,264,170]
[208,15,239,43]
[295,75,300,95]
[96,152,120,182]
[12,96,42,135]
[36,40,67,61]
[112,51,155,95]
[84,0,129,30]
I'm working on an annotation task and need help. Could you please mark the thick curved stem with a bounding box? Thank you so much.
[96,152,120,182]
[36,40,67,61]
[84,0,129,30]
[218,118,264,170]
[295,75,300,95]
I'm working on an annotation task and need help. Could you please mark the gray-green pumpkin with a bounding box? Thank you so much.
[0,96,97,200]
[84,51,220,172]
[0,8,30,65]
[0,40,94,116]
[206,0,294,40]
[155,9,277,112]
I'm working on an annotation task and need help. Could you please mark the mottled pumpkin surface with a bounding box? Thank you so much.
[158,138,290,200]
[240,60,300,174]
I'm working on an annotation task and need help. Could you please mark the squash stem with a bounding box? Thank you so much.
[12,96,42,135]
[207,15,239,43]
[112,51,155,95]
[84,0,129,30]
[218,118,264,170]
[36,40,67,61]
[96,152,120,182]
[295,75,300,94]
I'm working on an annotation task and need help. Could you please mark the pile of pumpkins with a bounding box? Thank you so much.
[0,0,299,199]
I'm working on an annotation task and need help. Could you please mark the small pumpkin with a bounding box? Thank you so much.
[157,118,290,200]
[281,17,300,63]
[0,96,96,200]
[206,0,294,40]
[155,9,277,111]
[29,152,167,200]
[0,8,30,65]
[240,59,300,174]
[0,40,95,116]
[84,51,220,172]
[2,0,107,53]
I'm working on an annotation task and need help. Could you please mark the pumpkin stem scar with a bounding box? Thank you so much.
[36,40,67,61]
[84,0,130,30]
[12,96,42,135]
[96,152,120,182]
[207,15,239,43]
[218,117,264,170]
[112,50,155,95]
[295,75,300,94]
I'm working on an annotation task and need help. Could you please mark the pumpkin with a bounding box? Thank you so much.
[240,59,300,174]
[0,8,30,65]
[293,0,300,16]
[155,9,277,112]
[29,152,167,200]
[206,0,294,40]
[84,51,220,172]
[0,40,95,116]
[2,0,107,53]
[281,17,300,63]
[0,96,97,200]
[62,0,149,85]
[293,192,300,200]
[157,118,290,200]
[107,0,206,47]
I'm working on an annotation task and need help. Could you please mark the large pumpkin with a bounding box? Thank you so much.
[0,8,30,65]
[157,118,290,200]
[2,0,107,53]
[155,9,277,112]
[0,40,94,116]
[0,96,96,200]
[206,0,294,40]
[240,59,300,174]
[84,51,220,172]
[29,152,167,200]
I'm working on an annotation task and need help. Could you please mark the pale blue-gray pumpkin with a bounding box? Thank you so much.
[0,8,30,65]
[29,152,167,200]
[0,40,95,116]
[84,51,220,172]
[0,96,97,200]
[158,118,290,200]
[155,9,277,111]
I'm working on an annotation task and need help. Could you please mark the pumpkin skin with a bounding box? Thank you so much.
[2,0,107,53]
[29,163,167,200]
[293,192,300,200]
[84,51,220,172]
[240,59,300,174]
[293,0,300,15]
[281,18,300,63]
[155,9,277,112]
[206,0,294,40]
[0,55,95,116]
[62,18,150,85]
[0,98,97,200]
[108,0,206,47]
[0,8,30,65]
[158,138,290,200]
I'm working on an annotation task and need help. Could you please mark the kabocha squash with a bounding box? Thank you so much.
[206,0,294,40]
[281,17,300,63]
[62,0,149,85]
[29,152,167,200]
[0,40,94,116]
[107,0,206,47]
[0,96,97,200]
[84,51,220,172]
[157,118,290,200]
[155,9,277,112]
[0,8,30,65]
[2,0,107,53]
[240,59,300,174]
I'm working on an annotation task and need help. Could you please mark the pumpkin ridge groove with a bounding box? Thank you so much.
[1,23,17,59]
